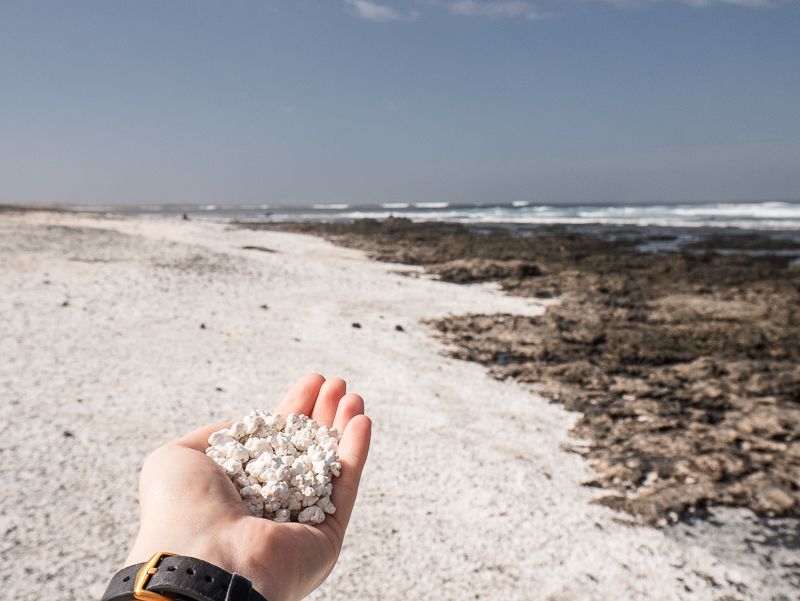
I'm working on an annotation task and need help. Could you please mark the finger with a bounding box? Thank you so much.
[275,373,326,418]
[311,378,346,427]
[327,414,372,534]
[175,421,235,452]
[332,393,364,434]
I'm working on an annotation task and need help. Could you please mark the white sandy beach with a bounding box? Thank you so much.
[0,210,792,601]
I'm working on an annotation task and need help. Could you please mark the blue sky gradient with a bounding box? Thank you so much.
[1,0,798,206]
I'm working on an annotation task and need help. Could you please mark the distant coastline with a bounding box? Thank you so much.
[22,199,800,231]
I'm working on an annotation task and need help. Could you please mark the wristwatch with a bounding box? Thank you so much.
[101,552,270,601]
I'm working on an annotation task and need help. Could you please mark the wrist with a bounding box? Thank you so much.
[125,526,289,601]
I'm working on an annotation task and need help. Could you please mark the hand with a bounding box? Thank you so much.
[125,374,372,601]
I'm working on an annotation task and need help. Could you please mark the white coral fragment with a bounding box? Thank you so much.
[290,428,317,451]
[229,421,248,439]
[273,508,291,523]
[261,480,290,512]
[221,441,249,462]
[207,410,340,524]
[208,430,234,446]
[298,505,325,524]
[316,495,336,514]
[240,484,264,518]
[266,413,285,431]
[244,437,274,460]
[213,457,243,477]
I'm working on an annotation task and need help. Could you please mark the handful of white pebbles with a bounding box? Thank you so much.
[205,410,342,525]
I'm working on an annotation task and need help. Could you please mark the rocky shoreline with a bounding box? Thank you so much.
[242,218,800,524]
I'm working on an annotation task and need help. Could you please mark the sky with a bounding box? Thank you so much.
[1,0,799,207]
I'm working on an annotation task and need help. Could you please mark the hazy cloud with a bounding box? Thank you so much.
[344,0,403,21]
[345,0,780,23]
[680,0,773,7]
[448,0,545,18]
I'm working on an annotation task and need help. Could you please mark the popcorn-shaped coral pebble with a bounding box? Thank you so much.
[261,480,290,512]
[298,506,325,525]
[269,433,297,457]
[243,411,265,435]
[290,428,317,451]
[229,421,248,439]
[284,413,303,430]
[287,492,302,511]
[240,484,264,518]
[273,508,291,523]
[233,473,254,490]
[244,437,274,461]
[213,457,243,477]
[316,496,336,514]
[221,441,249,462]
[245,452,282,481]
[266,413,285,430]
[206,411,340,524]
[208,430,234,446]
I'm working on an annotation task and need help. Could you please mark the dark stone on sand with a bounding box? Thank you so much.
[395,325,405,331]
[242,245,276,253]
[428,259,542,284]
[200,323,206,329]
[63,430,74,438]
[260,304,269,309]
[240,218,800,523]
[352,323,361,329]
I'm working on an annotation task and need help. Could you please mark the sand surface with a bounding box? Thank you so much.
[0,211,793,600]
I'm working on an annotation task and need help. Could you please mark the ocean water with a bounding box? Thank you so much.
[68,200,800,231]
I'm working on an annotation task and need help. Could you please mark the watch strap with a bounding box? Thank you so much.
[101,554,269,601]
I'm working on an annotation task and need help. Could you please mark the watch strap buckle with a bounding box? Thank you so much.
[133,552,177,601]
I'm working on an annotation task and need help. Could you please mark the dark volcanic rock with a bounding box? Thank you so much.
[428,259,543,284]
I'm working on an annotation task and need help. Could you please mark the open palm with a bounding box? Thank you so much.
[125,374,372,601]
